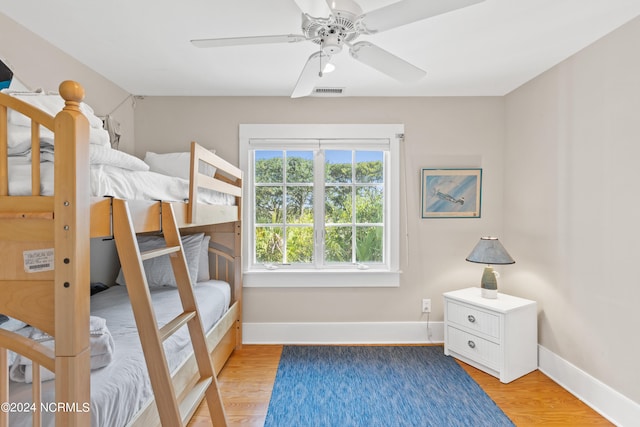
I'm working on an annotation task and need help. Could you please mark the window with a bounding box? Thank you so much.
[240,124,402,287]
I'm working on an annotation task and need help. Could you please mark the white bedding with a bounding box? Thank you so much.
[9,280,231,427]
[6,157,235,205]
[91,164,235,205]
[6,158,55,195]
[3,98,235,205]
[4,87,235,204]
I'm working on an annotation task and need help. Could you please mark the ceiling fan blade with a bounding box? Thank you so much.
[359,0,484,34]
[325,0,363,15]
[292,0,332,17]
[291,52,333,98]
[191,34,306,48]
[349,41,425,82]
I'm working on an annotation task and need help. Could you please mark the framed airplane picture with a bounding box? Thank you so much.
[421,168,482,218]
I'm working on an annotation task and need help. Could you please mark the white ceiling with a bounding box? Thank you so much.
[2,0,640,97]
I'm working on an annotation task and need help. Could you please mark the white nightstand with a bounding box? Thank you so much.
[443,287,538,383]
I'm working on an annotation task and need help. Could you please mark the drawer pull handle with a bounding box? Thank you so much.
[467,315,476,323]
[468,340,476,349]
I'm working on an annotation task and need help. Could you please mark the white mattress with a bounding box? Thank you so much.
[9,280,231,427]
[6,159,235,205]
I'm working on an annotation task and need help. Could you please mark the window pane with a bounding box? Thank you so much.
[247,133,395,274]
[356,185,383,224]
[286,151,313,183]
[255,186,282,223]
[286,186,313,224]
[255,150,283,183]
[325,186,352,224]
[255,226,283,263]
[356,226,383,263]
[325,226,352,263]
[286,226,314,263]
[356,151,383,183]
[325,150,352,183]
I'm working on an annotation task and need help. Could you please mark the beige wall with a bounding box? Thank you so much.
[0,13,135,153]
[504,16,640,404]
[134,96,505,323]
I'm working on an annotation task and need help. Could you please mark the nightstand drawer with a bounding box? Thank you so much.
[446,326,500,370]
[446,300,500,339]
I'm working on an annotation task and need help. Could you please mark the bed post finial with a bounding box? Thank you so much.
[59,80,85,111]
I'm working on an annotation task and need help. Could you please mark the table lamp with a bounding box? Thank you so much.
[465,236,515,298]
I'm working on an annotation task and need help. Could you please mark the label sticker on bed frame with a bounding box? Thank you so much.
[23,248,55,273]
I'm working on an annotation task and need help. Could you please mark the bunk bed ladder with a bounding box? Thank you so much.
[111,199,228,427]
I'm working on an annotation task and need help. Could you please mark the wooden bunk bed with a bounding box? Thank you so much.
[0,81,242,426]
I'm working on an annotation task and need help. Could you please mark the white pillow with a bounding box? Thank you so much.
[198,235,211,282]
[115,233,204,288]
[144,151,217,181]
[90,145,149,171]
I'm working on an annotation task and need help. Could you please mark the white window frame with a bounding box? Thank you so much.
[240,124,402,288]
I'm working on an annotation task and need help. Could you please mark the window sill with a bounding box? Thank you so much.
[243,269,401,288]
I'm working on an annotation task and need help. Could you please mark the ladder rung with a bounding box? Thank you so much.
[140,245,180,261]
[158,311,196,342]
[179,376,213,424]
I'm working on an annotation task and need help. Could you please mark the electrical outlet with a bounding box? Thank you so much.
[422,298,431,313]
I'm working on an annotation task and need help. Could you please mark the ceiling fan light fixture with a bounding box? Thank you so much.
[323,63,336,73]
[320,27,344,55]
[322,42,342,55]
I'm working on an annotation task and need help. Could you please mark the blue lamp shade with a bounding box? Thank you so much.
[466,237,515,265]
[466,237,515,298]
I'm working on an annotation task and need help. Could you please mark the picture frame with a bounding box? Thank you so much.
[421,168,482,218]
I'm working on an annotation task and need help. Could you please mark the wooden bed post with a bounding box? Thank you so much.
[53,81,91,425]
[234,220,243,349]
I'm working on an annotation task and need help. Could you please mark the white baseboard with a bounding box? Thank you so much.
[243,321,444,345]
[538,345,640,427]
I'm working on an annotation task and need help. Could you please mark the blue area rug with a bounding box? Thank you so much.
[264,346,514,427]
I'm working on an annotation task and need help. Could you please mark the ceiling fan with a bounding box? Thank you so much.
[191,0,484,98]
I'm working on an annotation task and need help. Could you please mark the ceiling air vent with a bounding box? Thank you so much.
[312,87,345,97]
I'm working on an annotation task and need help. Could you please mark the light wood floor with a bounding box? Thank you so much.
[188,345,613,427]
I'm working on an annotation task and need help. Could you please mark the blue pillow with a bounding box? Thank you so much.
[115,233,204,288]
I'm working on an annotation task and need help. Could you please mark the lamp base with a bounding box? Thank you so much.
[480,266,498,299]
[481,287,498,299]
